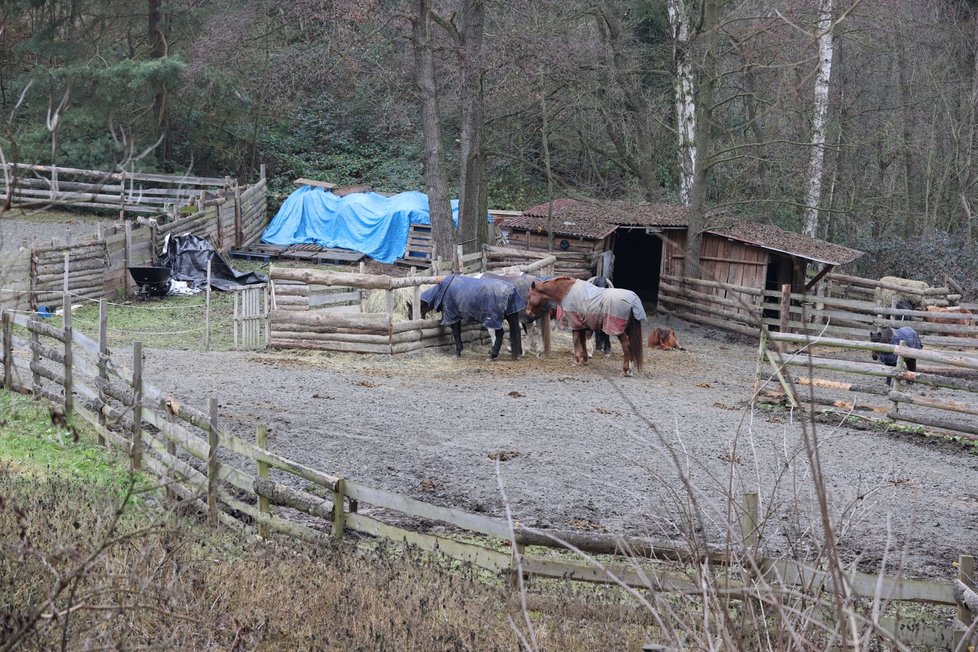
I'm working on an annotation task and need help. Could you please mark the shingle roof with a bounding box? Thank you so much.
[705,219,863,266]
[505,198,863,265]
[505,199,689,239]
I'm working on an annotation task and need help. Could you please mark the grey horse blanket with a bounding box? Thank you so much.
[557,279,646,336]
[420,274,525,330]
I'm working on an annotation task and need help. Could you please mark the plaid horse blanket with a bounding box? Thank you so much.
[420,274,525,330]
[556,279,647,336]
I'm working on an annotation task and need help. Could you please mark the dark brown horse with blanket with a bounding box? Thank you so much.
[526,277,645,376]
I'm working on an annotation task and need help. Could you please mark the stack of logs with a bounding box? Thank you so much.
[32,242,108,307]
[484,245,586,278]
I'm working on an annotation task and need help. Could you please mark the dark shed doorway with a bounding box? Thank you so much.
[764,253,807,328]
[612,228,662,302]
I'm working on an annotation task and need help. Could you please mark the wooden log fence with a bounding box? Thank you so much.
[0,166,268,311]
[267,257,556,354]
[0,308,973,648]
[754,327,978,439]
[658,271,978,354]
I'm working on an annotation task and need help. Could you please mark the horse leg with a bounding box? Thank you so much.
[577,331,589,365]
[490,327,505,360]
[451,322,463,357]
[508,314,522,359]
[619,333,632,377]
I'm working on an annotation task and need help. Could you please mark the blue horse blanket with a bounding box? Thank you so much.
[557,279,647,336]
[878,326,923,366]
[421,275,526,330]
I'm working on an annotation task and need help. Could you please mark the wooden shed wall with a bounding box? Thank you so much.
[504,230,608,278]
[660,231,769,317]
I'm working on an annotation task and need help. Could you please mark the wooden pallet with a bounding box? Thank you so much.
[231,243,365,265]
[403,223,433,262]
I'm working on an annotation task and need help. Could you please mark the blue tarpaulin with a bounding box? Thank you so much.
[261,187,464,264]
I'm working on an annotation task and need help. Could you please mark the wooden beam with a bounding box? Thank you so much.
[805,264,834,291]
[294,178,336,190]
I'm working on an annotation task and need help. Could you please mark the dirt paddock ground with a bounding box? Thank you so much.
[142,314,978,579]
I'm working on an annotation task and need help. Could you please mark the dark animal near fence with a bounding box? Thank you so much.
[420,274,524,359]
[527,276,645,376]
[870,326,923,385]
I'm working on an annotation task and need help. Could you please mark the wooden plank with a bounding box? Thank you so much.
[294,178,336,189]
[763,559,956,605]
[520,555,700,592]
[768,332,978,370]
[344,479,510,538]
[345,513,511,573]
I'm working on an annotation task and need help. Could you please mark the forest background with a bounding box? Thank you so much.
[2,0,977,283]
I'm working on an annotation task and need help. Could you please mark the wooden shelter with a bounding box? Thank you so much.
[501,199,863,306]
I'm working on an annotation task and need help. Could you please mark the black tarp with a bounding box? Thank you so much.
[161,234,267,291]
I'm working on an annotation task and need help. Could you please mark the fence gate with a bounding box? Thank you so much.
[233,284,268,349]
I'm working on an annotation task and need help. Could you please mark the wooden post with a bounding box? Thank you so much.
[256,424,270,538]
[208,397,219,523]
[123,221,132,297]
[259,163,266,182]
[130,341,143,470]
[165,410,177,501]
[892,340,908,415]
[331,478,346,539]
[62,253,73,416]
[2,311,11,390]
[481,248,487,272]
[509,543,526,590]
[233,290,239,349]
[358,261,367,312]
[455,244,463,273]
[751,327,769,402]
[956,554,976,649]
[96,299,108,445]
[204,259,212,350]
[541,311,552,355]
[263,283,270,347]
[29,318,40,396]
[385,288,394,323]
[778,283,791,333]
[740,492,759,552]
[234,186,243,246]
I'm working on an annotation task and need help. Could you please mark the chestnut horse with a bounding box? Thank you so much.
[526,276,645,376]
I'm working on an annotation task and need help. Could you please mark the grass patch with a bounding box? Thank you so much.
[0,392,139,488]
[0,388,660,649]
[66,258,356,352]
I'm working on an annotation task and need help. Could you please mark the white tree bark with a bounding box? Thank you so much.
[668,0,696,205]
[803,0,834,238]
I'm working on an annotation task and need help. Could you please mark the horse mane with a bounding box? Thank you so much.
[627,314,643,371]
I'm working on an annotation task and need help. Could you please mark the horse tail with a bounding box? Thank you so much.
[627,313,643,371]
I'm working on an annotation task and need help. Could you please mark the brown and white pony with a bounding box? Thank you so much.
[526,277,645,376]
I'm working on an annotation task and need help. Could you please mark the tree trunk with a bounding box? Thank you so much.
[802,0,834,238]
[458,0,485,255]
[411,0,455,264]
[680,0,716,277]
[148,0,169,166]
[668,0,696,205]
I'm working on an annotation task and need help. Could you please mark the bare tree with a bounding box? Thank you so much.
[411,0,455,264]
[457,0,486,255]
[802,0,835,238]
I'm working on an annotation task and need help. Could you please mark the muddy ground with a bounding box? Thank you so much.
[140,314,978,579]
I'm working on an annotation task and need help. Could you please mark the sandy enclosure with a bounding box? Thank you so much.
[135,314,978,579]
